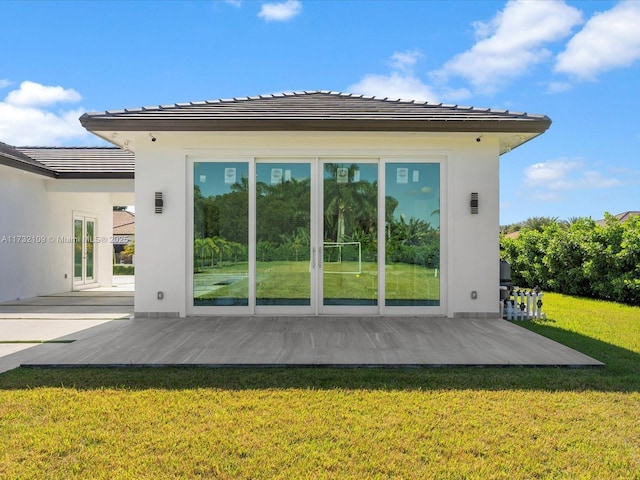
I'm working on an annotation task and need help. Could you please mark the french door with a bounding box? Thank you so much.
[190,158,441,315]
[73,215,96,287]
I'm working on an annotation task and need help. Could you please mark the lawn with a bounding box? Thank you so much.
[196,261,440,303]
[1,294,639,478]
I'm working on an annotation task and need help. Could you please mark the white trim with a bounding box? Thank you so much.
[254,158,315,315]
[185,153,448,317]
[379,156,447,316]
[317,157,379,315]
[187,157,252,316]
[72,212,98,289]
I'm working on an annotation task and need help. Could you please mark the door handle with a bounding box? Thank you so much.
[312,247,316,268]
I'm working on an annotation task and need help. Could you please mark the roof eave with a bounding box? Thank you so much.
[56,171,135,180]
[0,156,58,178]
[81,117,552,134]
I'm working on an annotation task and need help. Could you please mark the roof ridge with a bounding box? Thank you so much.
[87,90,538,117]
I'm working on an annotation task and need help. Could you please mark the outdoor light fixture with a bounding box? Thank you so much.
[476,135,483,143]
[155,192,163,214]
[470,192,479,214]
[149,133,157,142]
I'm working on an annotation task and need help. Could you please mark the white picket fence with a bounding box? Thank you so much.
[503,289,546,320]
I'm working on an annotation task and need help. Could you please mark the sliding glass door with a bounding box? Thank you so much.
[384,162,440,307]
[190,157,441,315]
[255,161,312,308]
[193,162,249,307]
[321,161,378,310]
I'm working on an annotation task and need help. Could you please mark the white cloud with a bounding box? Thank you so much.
[5,80,81,107]
[437,86,472,102]
[0,79,12,89]
[348,50,439,102]
[0,81,91,145]
[524,158,621,198]
[555,1,640,80]
[546,81,573,93]
[258,0,301,22]
[224,0,242,6]
[431,0,582,94]
[348,72,439,102]
[389,50,422,72]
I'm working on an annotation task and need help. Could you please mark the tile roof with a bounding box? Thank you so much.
[13,147,134,179]
[1,141,133,179]
[0,141,57,177]
[113,210,135,235]
[80,91,552,134]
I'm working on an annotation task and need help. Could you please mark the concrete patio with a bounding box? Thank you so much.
[0,287,604,372]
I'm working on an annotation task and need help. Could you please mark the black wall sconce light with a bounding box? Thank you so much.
[155,192,163,214]
[470,192,479,214]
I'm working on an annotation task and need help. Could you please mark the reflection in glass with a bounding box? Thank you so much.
[323,162,378,306]
[256,163,311,305]
[385,163,440,306]
[193,162,249,306]
[74,219,83,279]
[86,220,94,279]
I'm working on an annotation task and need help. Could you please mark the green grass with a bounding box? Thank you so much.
[196,261,440,302]
[1,294,639,478]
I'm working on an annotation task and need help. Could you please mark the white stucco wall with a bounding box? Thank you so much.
[127,131,502,318]
[446,140,500,317]
[0,164,130,301]
[133,140,187,317]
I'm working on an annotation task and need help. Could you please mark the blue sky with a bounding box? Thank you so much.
[1,0,639,225]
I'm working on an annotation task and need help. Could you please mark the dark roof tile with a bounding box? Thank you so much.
[0,141,57,177]
[80,91,551,135]
[15,147,134,179]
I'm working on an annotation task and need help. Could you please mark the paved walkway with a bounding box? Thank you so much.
[0,284,603,372]
[0,277,134,373]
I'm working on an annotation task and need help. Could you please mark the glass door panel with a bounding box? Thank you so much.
[322,162,378,306]
[73,216,97,286]
[384,163,440,306]
[74,219,83,281]
[256,162,311,306]
[193,162,249,306]
[85,220,95,281]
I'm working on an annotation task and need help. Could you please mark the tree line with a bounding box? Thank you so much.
[501,214,640,305]
[193,167,440,270]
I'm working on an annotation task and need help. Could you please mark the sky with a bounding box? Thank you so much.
[0,0,639,225]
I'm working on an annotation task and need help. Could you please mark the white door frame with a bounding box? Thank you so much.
[73,213,98,289]
[187,155,446,316]
[317,158,379,315]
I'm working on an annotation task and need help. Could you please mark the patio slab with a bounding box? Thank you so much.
[0,291,604,371]
[14,315,603,369]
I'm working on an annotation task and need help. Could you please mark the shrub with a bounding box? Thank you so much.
[501,214,640,306]
[113,264,135,275]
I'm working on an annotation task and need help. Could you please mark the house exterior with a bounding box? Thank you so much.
[113,210,135,263]
[0,143,134,301]
[595,211,640,226]
[80,91,551,318]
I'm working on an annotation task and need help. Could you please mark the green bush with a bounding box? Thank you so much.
[113,264,135,275]
[501,214,640,306]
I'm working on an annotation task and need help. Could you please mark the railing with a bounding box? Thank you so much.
[503,288,546,320]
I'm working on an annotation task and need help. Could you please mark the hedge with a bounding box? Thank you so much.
[113,264,135,275]
[501,214,640,306]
